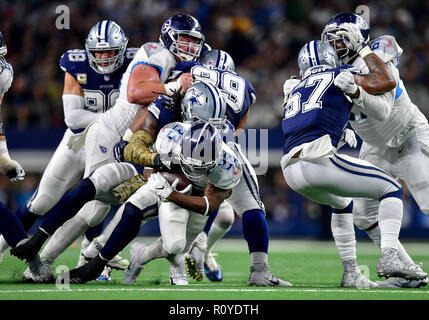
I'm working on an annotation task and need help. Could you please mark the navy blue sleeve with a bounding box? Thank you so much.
[147,96,177,129]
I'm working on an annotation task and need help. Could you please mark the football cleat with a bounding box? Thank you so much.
[107,254,129,270]
[59,255,106,284]
[248,264,293,287]
[25,254,55,283]
[123,242,146,285]
[341,269,378,288]
[10,233,48,262]
[204,252,222,282]
[169,256,188,286]
[96,266,112,282]
[377,248,428,280]
[376,277,428,288]
[184,241,207,281]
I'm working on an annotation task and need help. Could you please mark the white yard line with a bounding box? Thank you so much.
[0,287,428,295]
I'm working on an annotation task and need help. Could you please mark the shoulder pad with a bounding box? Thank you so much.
[369,35,403,63]
[155,122,190,165]
[59,49,87,73]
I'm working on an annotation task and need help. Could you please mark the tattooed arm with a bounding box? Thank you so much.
[353,53,396,95]
[127,64,168,106]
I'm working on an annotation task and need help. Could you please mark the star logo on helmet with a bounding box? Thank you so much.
[187,89,203,108]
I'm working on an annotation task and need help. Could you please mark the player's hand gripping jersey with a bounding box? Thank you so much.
[282,65,353,165]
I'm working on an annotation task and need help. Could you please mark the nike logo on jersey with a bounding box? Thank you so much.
[398,146,405,154]
[150,44,157,49]
[233,168,239,175]
[387,40,392,47]
[99,145,107,153]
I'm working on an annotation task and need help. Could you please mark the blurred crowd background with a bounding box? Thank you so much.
[1,0,429,238]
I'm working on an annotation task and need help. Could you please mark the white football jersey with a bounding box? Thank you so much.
[99,42,177,136]
[155,121,242,191]
[349,35,425,148]
[0,61,13,96]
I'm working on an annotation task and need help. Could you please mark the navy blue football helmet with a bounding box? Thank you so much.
[159,14,205,62]
[180,122,222,184]
[0,31,7,56]
[321,13,370,64]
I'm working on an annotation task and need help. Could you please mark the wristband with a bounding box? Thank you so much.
[123,128,134,142]
[164,82,177,96]
[203,196,210,216]
[359,45,372,58]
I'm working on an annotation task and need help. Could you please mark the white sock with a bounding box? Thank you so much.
[140,237,168,265]
[207,222,232,253]
[331,213,356,262]
[378,197,403,250]
[366,224,413,264]
[40,215,88,266]
[194,231,207,248]
[250,251,268,269]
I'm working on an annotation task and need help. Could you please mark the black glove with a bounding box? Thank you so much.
[113,138,129,163]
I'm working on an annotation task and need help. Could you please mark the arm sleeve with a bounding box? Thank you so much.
[63,94,99,130]
[123,130,158,166]
[352,86,394,122]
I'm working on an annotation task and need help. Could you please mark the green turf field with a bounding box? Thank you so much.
[0,238,428,300]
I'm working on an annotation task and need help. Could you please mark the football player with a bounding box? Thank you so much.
[322,12,428,288]
[9,14,203,270]
[107,49,290,286]
[0,31,54,282]
[169,49,285,285]
[281,40,426,288]
[0,21,135,277]
[32,82,232,284]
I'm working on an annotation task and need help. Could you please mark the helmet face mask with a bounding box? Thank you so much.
[321,12,370,65]
[179,122,223,184]
[85,20,128,74]
[181,82,227,129]
[298,40,339,77]
[159,14,205,62]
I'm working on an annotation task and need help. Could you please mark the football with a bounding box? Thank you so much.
[160,171,191,191]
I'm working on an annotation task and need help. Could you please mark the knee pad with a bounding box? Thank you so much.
[27,192,59,216]
[76,201,110,227]
[352,199,380,231]
[163,238,186,256]
[215,203,235,229]
[90,163,137,197]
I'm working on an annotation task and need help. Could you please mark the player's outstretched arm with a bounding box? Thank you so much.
[353,53,396,95]
[127,64,193,106]
[336,23,396,95]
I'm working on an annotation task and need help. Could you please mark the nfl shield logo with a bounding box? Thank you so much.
[104,75,110,81]
[99,145,107,153]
